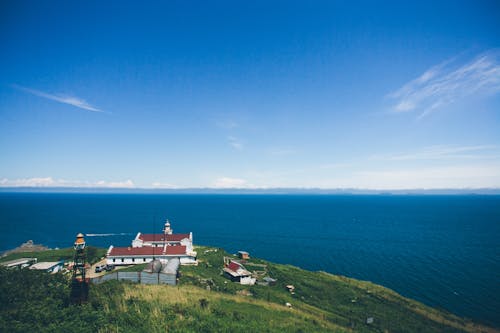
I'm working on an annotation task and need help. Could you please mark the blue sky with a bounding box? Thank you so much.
[1,1,499,189]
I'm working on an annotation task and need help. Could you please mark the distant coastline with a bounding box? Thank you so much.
[1,187,500,195]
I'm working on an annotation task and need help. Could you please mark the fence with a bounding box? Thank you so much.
[90,271,177,285]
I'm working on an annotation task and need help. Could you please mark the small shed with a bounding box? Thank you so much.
[263,276,277,286]
[0,258,37,269]
[30,261,64,273]
[223,260,256,285]
[237,251,250,260]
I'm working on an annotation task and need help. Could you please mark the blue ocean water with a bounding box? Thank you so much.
[0,193,499,326]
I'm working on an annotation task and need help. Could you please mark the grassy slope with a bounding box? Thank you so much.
[0,246,497,333]
[0,246,106,265]
[178,246,496,333]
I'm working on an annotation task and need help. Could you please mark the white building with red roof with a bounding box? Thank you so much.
[223,260,256,285]
[106,219,197,266]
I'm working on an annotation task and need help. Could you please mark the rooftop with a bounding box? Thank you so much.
[138,233,190,242]
[30,261,63,270]
[108,245,187,257]
[0,258,37,267]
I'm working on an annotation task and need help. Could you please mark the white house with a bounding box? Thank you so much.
[131,232,194,253]
[106,219,197,265]
[223,260,256,285]
[106,244,197,265]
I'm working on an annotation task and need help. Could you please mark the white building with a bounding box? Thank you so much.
[106,219,197,266]
[223,260,256,285]
[0,258,37,269]
[30,261,64,273]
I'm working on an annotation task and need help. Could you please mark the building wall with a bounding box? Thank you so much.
[106,255,196,266]
[180,257,197,265]
[132,232,143,248]
[106,257,153,265]
[181,238,193,253]
[240,276,256,285]
[90,271,177,286]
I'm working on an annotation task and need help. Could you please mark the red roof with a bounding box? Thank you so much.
[138,233,190,242]
[109,247,156,256]
[165,245,187,255]
[108,245,187,256]
[227,261,242,272]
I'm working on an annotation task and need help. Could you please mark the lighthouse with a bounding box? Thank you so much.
[163,219,173,235]
[70,232,89,304]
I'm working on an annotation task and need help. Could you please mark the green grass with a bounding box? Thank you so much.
[0,246,106,265]
[0,245,497,333]
[179,246,496,333]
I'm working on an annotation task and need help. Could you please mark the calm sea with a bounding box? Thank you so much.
[0,193,499,326]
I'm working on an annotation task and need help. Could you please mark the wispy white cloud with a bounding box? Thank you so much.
[211,177,268,189]
[372,145,498,161]
[151,182,181,189]
[349,164,500,189]
[228,136,243,150]
[0,177,56,187]
[12,84,104,112]
[388,50,500,118]
[94,180,134,188]
[212,177,248,188]
[0,177,135,188]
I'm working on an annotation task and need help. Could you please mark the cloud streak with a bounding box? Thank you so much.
[372,145,498,161]
[388,50,500,118]
[0,177,134,188]
[151,182,181,189]
[213,177,248,188]
[12,84,103,112]
[350,164,500,189]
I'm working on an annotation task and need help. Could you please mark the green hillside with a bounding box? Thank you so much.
[0,246,497,333]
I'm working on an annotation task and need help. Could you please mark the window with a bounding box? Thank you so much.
[132,258,135,262]
[143,258,146,262]
[121,258,124,263]
[113,258,115,263]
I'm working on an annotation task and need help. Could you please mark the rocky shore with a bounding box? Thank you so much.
[1,240,49,257]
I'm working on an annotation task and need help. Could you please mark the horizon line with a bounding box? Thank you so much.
[1,186,500,194]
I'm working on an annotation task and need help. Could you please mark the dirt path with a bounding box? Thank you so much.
[86,259,108,278]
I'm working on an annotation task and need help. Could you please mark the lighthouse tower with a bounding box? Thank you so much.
[70,233,89,304]
[163,219,173,235]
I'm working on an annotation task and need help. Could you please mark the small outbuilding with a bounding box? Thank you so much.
[237,251,250,260]
[259,276,277,286]
[30,261,64,273]
[0,258,37,269]
[223,260,256,285]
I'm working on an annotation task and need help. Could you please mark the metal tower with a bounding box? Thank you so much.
[70,232,89,304]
